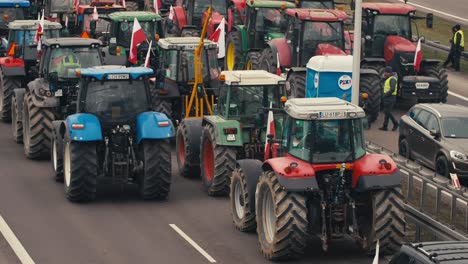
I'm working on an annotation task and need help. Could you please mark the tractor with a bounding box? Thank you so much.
[16,37,102,159]
[51,66,174,202]
[230,97,405,260]
[360,3,448,103]
[0,20,61,126]
[176,70,287,195]
[43,0,74,26]
[224,0,295,71]
[101,11,163,66]
[75,0,125,38]
[0,0,32,36]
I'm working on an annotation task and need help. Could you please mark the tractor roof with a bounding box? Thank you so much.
[158,37,218,50]
[285,8,348,21]
[284,98,365,120]
[43,38,101,47]
[247,0,295,8]
[78,66,153,80]
[78,4,125,14]
[307,55,352,72]
[220,70,286,86]
[108,11,162,22]
[0,0,29,7]
[8,20,62,30]
[362,3,416,15]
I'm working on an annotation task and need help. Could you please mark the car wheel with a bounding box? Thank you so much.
[398,138,411,159]
[436,155,449,178]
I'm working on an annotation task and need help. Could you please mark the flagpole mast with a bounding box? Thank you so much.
[351,0,362,105]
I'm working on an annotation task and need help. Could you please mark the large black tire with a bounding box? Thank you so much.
[245,51,262,70]
[11,88,25,144]
[63,138,98,202]
[287,72,306,98]
[23,92,55,159]
[0,72,20,122]
[139,139,172,200]
[256,170,308,261]
[422,64,448,103]
[230,166,256,232]
[359,73,381,123]
[436,155,449,178]
[359,188,406,256]
[200,124,236,196]
[260,47,278,74]
[125,1,138,11]
[51,123,63,182]
[176,118,202,178]
[153,97,172,120]
[225,31,243,70]
[398,138,411,159]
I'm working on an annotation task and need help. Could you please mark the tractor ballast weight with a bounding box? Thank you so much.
[75,0,126,38]
[0,0,31,36]
[229,97,405,260]
[51,66,174,202]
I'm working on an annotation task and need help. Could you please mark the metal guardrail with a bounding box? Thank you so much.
[424,39,468,60]
[366,141,468,241]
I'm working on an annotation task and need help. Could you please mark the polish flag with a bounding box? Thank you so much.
[264,102,276,160]
[168,5,175,20]
[35,10,44,43]
[128,18,147,64]
[144,41,152,68]
[122,0,126,8]
[153,0,161,13]
[276,52,281,76]
[92,6,99,21]
[65,15,68,28]
[413,38,422,72]
[450,173,461,190]
[209,18,225,58]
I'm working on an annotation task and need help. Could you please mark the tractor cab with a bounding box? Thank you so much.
[284,8,347,67]
[0,0,31,35]
[76,0,125,38]
[43,0,74,24]
[294,0,335,9]
[181,0,227,35]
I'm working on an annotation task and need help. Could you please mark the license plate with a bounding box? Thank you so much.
[54,89,62,97]
[226,134,236,141]
[415,82,430,89]
[107,74,129,80]
[319,111,346,119]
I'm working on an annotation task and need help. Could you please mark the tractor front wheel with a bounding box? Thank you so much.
[287,72,306,98]
[11,88,25,144]
[225,31,243,70]
[359,73,381,123]
[245,51,262,70]
[256,171,308,261]
[200,124,236,196]
[422,64,448,103]
[260,48,278,74]
[139,139,171,200]
[0,71,20,122]
[51,127,64,182]
[176,118,202,178]
[230,166,256,232]
[125,1,138,11]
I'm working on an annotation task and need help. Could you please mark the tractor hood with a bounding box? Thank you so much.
[315,44,347,56]
[384,36,416,62]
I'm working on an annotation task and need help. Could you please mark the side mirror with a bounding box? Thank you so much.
[426,13,433,29]
[430,129,440,138]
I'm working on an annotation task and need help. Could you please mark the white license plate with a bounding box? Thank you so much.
[55,89,62,96]
[226,134,236,141]
[415,82,430,89]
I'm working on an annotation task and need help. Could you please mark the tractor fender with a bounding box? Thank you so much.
[232,25,248,53]
[12,88,25,122]
[27,78,60,108]
[359,68,379,76]
[352,153,401,191]
[173,6,187,30]
[202,116,243,147]
[136,112,175,144]
[267,38,291,67]
[236,159,263,214]
[0,65,25,77]
[262,157,319,191]
[421,59,441,67]
[65,113,103,142]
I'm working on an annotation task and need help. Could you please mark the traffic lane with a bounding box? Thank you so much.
[0,233,20,264]
[391,0,468,25]
[448,71,468,99]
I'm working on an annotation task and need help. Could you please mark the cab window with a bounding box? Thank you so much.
[425,114,440,132]
[414,110,431,129]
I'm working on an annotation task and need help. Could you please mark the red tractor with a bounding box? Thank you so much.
[360,3,448,103]
[75,0,125,38]
[229,97,405,260]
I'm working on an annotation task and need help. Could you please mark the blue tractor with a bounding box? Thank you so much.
[51,66,174,202]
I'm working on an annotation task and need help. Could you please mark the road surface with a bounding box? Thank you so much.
[392,0,468,25]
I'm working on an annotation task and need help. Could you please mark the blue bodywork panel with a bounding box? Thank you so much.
[136,112,174,144]
[0,0,30,7]
[77,66,153,81]
[66,113,103,141]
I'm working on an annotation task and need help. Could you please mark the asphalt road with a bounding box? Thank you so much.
[391,0,468,25]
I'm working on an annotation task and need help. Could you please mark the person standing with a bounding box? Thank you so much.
[379,66,399,131]
[453,24,464,72]
[443,26,457,68]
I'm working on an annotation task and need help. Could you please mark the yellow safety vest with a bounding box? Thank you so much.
[384,76,398,96]
[454,30,465,48]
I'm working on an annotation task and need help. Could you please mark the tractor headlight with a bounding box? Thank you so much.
[450,150,468,162]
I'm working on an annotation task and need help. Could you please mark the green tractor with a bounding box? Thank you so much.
[225,0,295,71]
[176,70,287,196]
[101,11,164,66]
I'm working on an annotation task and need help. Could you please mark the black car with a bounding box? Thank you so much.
[399,103,468,178]
[390,241,468,264]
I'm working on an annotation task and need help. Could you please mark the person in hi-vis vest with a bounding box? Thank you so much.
[453,24,464,71]
[379,66,399,131]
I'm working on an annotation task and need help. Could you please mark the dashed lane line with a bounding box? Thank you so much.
[448,91,468,102]
[169,224,216,263]
[0,214,34,264]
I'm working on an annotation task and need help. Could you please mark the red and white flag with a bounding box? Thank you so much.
[264,102,276,160]
[168,5,175,20]
[144,40,152,68]
[153,0,161,13]
[209,18,225,58]
[74,0,80,12]
[414,38,422,72]
[128,18,147,64]
[450,173,461,190]
[35,10,44,43]
[65,15,68,28]
[276,52,281,76]
[121,0,126,8]
[92,6,99,20]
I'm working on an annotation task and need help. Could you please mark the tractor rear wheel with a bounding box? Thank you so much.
[256,170,308,261]
[0,72,20,122]
[153,97,172,121]
[176,118,202,178]
[63,138,98,202]
[359,73,381,123]
[260,47,277,74]
[140,139,171,200]
[422,64,448,103]
[125,1,138,11]
[51,127,64,182]
[200,124,236,196]
[245,51,262,70]
[287,72,306,98]
[11,89,25,144]
[358,188,406,256]
[225,31,242,70]
[230,166,256,232]
[23,92,54,159]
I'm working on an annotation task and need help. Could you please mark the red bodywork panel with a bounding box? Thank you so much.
[362,3,416,15]
[384,35,416,62]
[230,0,247,23]
[315,44,347,56]
[285,8,348,22]
[0,57,25,68]
[173,5,187,30]
[202,10,226,37]
[270,38,291,67]
[350,153,398,188]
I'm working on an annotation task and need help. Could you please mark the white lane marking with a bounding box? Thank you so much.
[448,91,468,102]
[0,214,35,264]
[169,224,216,263]
[396,0,468,23]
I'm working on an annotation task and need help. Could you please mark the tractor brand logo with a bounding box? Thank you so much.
[314,73,319,88]
[415,82,430,89]
[338,75,352,90]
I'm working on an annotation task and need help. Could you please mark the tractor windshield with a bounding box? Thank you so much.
[254,8,286,32]
[82,15,111,34]
[48,47,102,79]
[302,21,344,61]
[116,20,162,48]
[372,15,411,40]
[221,85,282,118]
[164,48,219,82]
[194,0,226,15]
[83,80,150,122]
[8,29,61,59]
[287,118,366,163]
[300,1,334,9]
